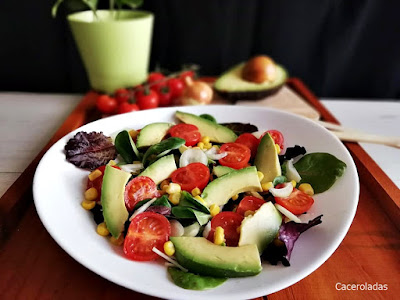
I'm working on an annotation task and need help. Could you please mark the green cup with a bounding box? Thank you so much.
[68,10,153,94]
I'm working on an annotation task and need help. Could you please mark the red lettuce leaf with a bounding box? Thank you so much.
[262,215,323,266]
[64,131,117,170]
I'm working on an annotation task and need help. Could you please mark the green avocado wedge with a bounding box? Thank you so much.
[170,237,262,278]
[168,267,227,290]
[136,122,173,148]
[254,133,281,183]
[175,111,237,143]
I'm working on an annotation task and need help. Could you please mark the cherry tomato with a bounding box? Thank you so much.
[274,188,314,215]
[171,163,210,192]
[147,72,165,90]
[124,212,171,261]
[179,70,195,82]
[167,78,185,99]
[169,123,201,146]
[235,133,260,158]
[207,212,244,246]
[124,176,160,212]
[260,130,284,150]
[114,88,131,104]
[236,196,266,216]
[96,94,118,114]
[153,85,173,107]
[117,102,140,114]
[86,165,120,202]
[219,143,251,169]
[135,88,159,110]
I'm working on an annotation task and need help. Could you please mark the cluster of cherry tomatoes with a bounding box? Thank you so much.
[95,70,195,115]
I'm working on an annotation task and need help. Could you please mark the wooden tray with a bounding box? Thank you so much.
[0,79,399,300]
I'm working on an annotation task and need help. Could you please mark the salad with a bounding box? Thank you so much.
[64,110,346,291]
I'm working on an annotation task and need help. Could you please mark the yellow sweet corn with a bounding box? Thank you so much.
[107,160,117,166]
[164,241,175,256]
[214,226,225,245]
[257,171,264,182]
[203,142,213,150]
[299,183,314,196]
[168,193,181,205]
[81,199,96,210]
[194,195,207,206]
[291,180,297,187]
[209,204,220,217]
[109,235,124,246]
[96,222,109,236]
[191,187,201,197]
[275,144,281,154]
[84,187,98,201]
[129,129,139,140]
[88,169,102,181]
[197,142,205,149]
[166,183,181,194]
[261,182,274,192]
[160,179,170,190]
[231,194,239,201]
[200,136,210,144]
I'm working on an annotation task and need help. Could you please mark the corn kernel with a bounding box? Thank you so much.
[200,136,210,144]
[81,199,96,210]
[244,210,255,217]
[257,171,264,182]
[84,187,98,201]
[214,226,225,245]
[299,183,314,196]
[166,183,181,194]
[160,179,170,190]
[261,182,274,192]
[209,204,220,217]
[179,145,189,154]
[203,142,213,150]
[291,180,297,187]
[164,241,175,256]
[168,193,181,205]
[88,169,102,181]
[192,146,201,150]
[129,129,139,140]
[194,195,207,206]
[275,144,281,154]
[197,142,205,149]
[109,235,124,246]
[107,160,117,166]
[96,222,109,236]
[231,194,239,201]
[191,187,201,197]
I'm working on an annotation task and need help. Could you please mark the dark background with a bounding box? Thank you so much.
[1,0,399,98]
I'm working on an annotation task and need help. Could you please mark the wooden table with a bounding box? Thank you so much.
[0,80,399,299]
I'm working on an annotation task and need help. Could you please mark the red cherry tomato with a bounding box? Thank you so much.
[274,188,314,215]
[124,212,171,261]
[147,72,166,90]
[171,163,210,192]
[207,212,244,246]
[135,88,159,110]
[236,196,266,216]
[260,130,284,150]
[86,165,120,202]
[153,85,173,107]
[114,88,131,104]
[169,123,201,146]
[117,102,140,114]
[96,94,118,114]
[235,133,260,159]
[124,176,160,212]
[167,78,185,99]
[219,143,251,169]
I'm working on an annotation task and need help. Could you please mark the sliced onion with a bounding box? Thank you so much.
[204,147,228,160]
[274,203,302,223]
[129,197,157,221]
[183,222,201,237]
[285,159,301,182]
[120,163,144,173]
[170,220,184,237]
[269,182,293,198]
[202,221,211,238]
[179,148,208,167]
[152,247,188,272]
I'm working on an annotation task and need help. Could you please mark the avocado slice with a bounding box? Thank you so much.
[175,111,237,143]
[214,62,288,100]
[167,267,226,290]
[136,122,173,148]
[238,202,282,254]
[101,165,131,238]
[212,165,234,177]
[254,133,281,183]
[170,237,262,278]
[202,166,262,207]
[139,154,177,185]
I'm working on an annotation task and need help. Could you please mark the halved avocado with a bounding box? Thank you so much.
[214,62,288,101]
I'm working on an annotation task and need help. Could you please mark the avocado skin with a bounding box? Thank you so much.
[215,84,284,101]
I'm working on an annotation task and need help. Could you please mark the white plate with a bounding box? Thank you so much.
[33,106,359,300]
